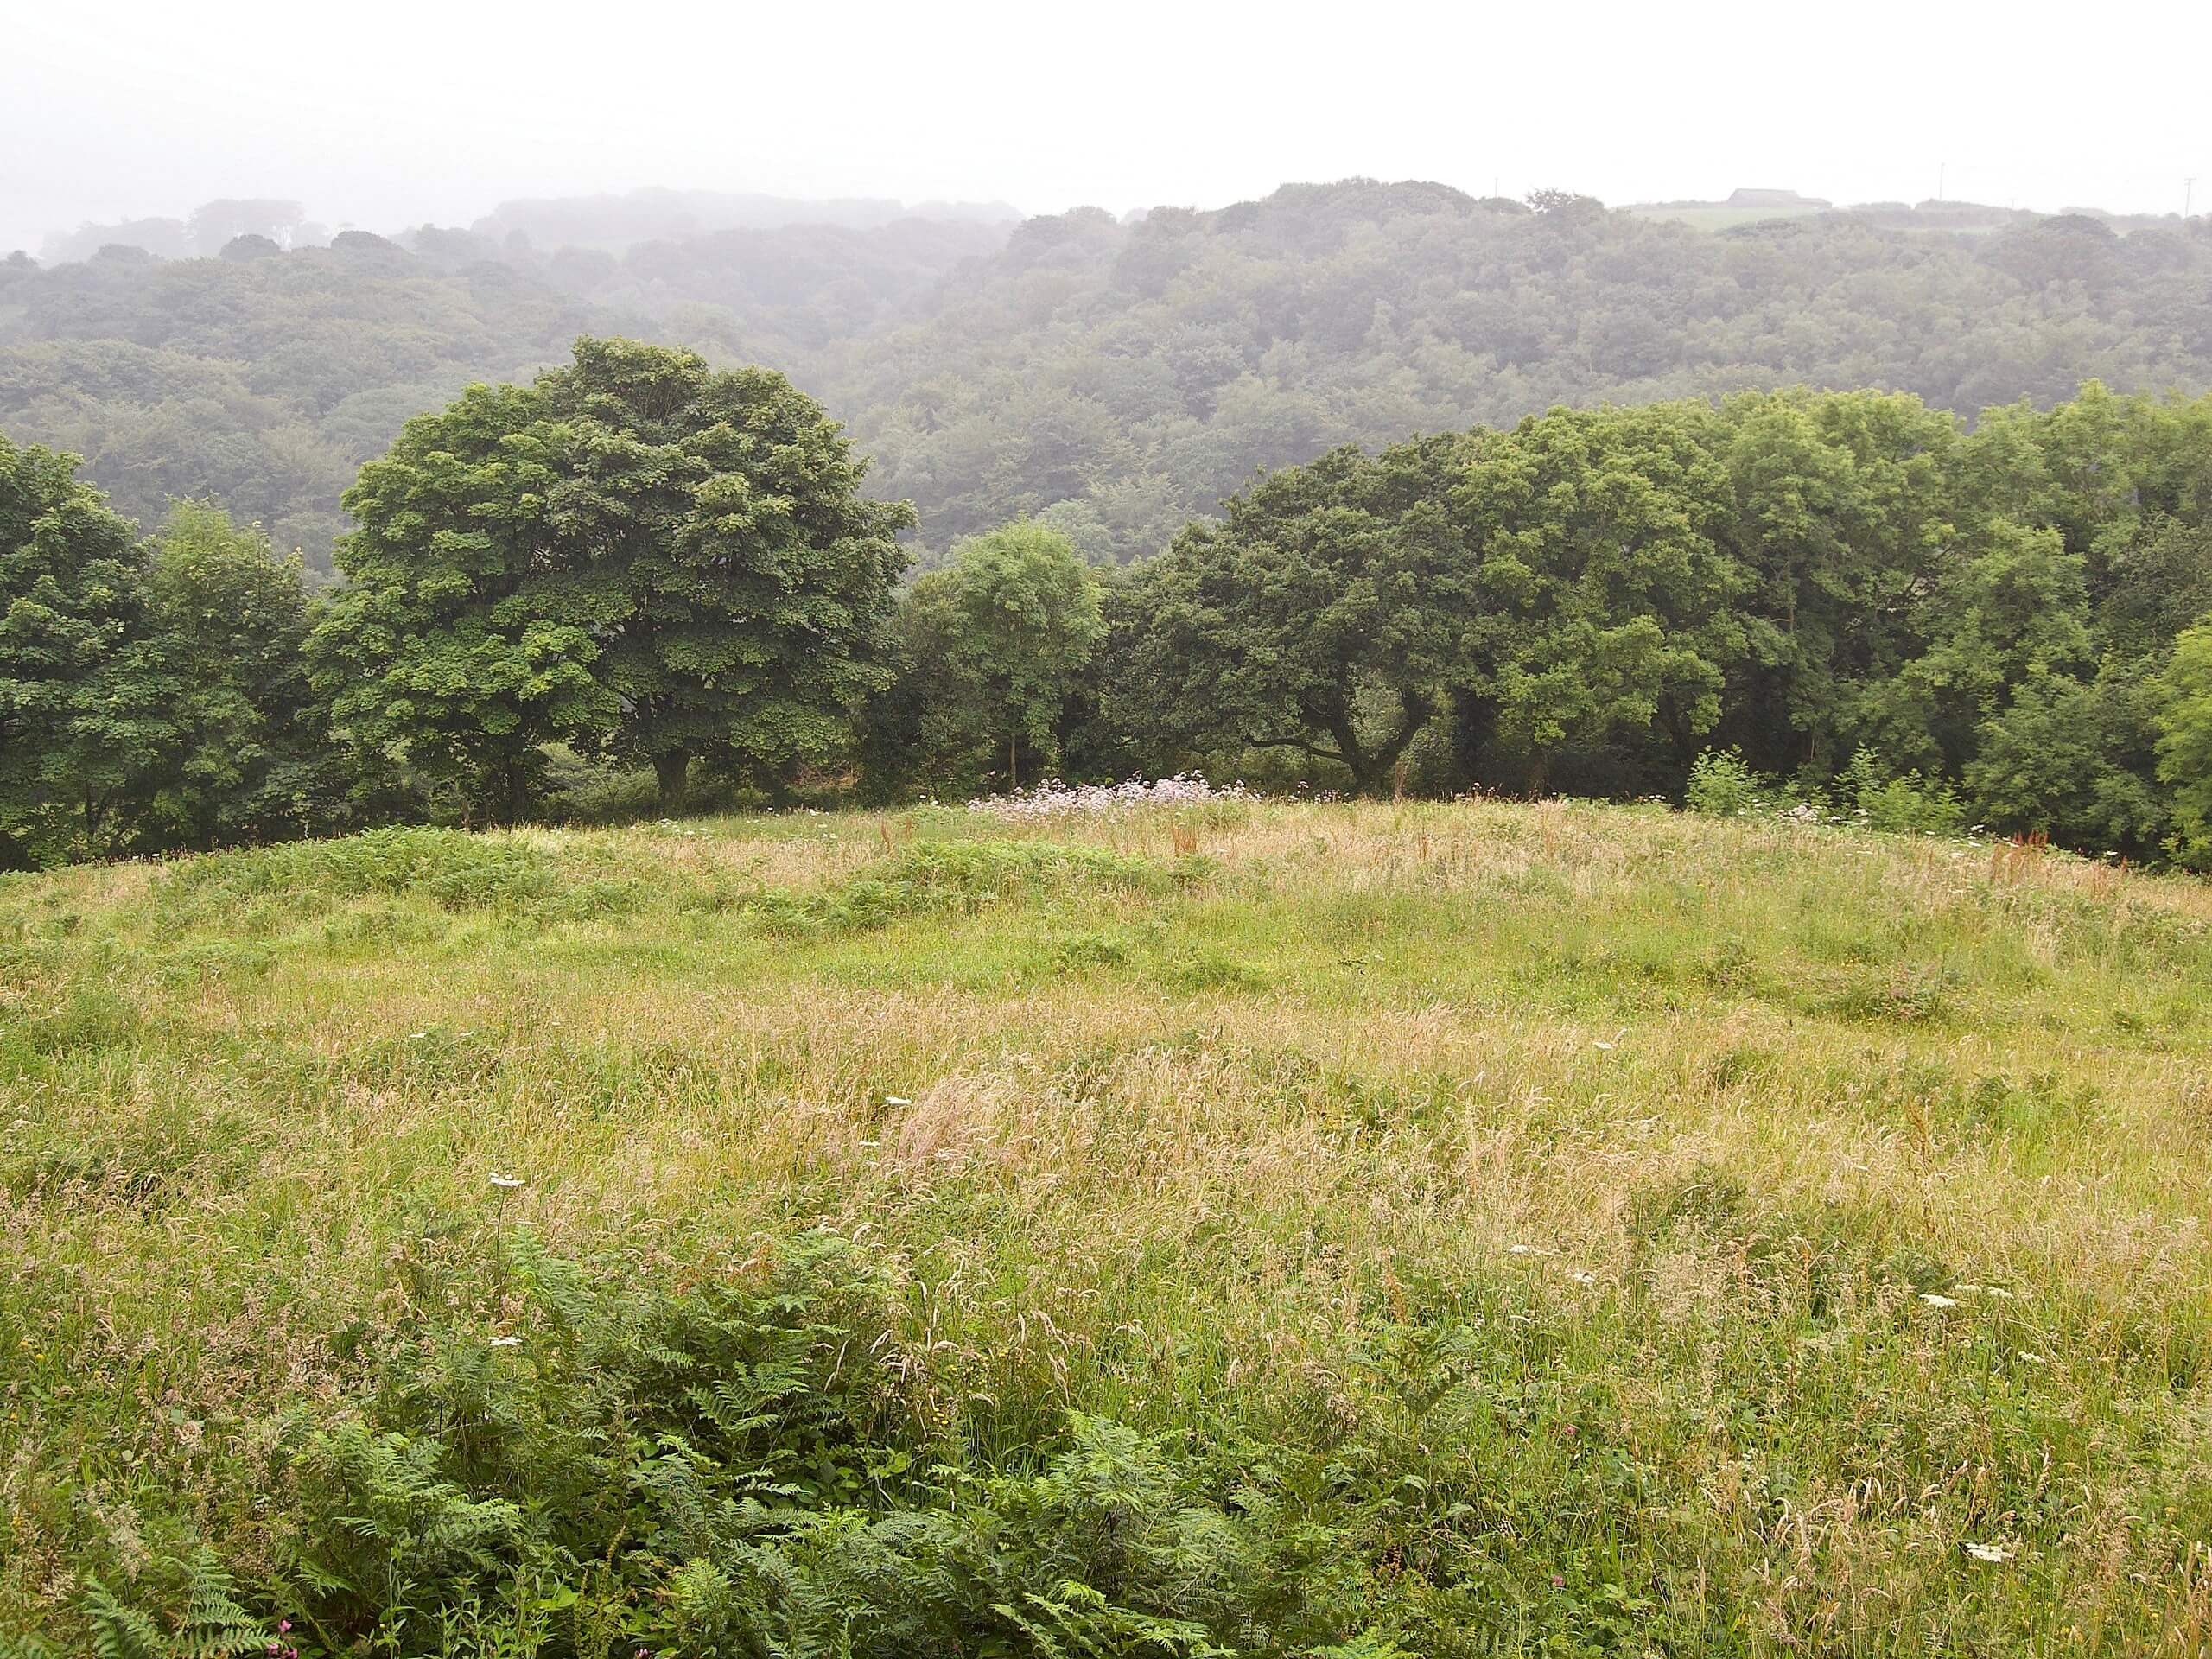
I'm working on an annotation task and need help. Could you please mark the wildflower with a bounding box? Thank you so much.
[489,1172,526,1190]
[1508,1243,1534,1255]
[1571,1270,1596,1285]
[965,772,1256,823]
[1963,1541,2012,1563]
[1920,1293,1958,1308]
[404,1031,428,1040]
[490,1335,521,1347]
[2017,1351,2045,1364]
[884,1096,912,1107]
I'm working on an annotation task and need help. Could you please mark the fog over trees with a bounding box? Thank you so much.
[5,181,2209,573]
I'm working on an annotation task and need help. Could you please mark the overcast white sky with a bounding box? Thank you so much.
[6,0,2208,254]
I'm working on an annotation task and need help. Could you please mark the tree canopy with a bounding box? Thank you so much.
[7,181,2210,572]
[0,434,150,865]
[867,520,1104,796]
[308,338,911,819]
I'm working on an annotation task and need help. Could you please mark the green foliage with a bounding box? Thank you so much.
[19,181,2212,575]
[747,839,1179,938]
[1836,749,1967,836]
[531,338,913,807]
[868,521,1105,795]
[0,435,149,867]
[50,1229,1401,1657]
[307,339,911,822]
[11,305,2212,863]
[165,825,563,914]
[127,503,330,849]
[2155,620,2212,865]
[1456,404,1745,790]
[303,378,619,823]
[1108,436,1479,795]
[11,800,2212,1651]
[1683,749,1780,818]
[81,1554,266,1659]
[1965,668,2169,851]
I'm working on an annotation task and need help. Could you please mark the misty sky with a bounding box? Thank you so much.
[7,0,2208,255]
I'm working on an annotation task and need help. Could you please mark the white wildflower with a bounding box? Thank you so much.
[1508,1243,1534,1256]
[1962,1541,2012,1563]
[2017,1351,2045,1364]
[488,1172,526,1190]
[965,773,1255,823]
[1920,1293,1958,1308]
[884,1096,912,1108]
[489,1335,521,1348]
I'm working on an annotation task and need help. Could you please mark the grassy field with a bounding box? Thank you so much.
[4,798,2212,1656]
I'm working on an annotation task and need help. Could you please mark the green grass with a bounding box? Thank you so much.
[4,800,2212,1655]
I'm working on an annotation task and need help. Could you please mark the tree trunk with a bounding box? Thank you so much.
[652,750,691,812]
[504,760,531,825]
[1449,688,1497,794]
[1344,693,1433,797]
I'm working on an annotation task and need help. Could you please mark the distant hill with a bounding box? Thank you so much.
[467,187,1024,252]
[3,178,2209,570]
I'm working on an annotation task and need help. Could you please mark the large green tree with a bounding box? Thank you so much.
[875,521,1104,794]
[868,521,1106,795]
[531,339,913,807]
[1451,404,1746,792]
[308,380,613,822]
[1110,435,1478,796]
[1713,390,1964,776]
[130,502,324,849]
[0,435,151,866]
[309,339,911,817]
[2156,620,2212,866]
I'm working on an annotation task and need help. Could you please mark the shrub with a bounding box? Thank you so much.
[1838,749,1966,836]
[1684,749,1779,818]
[68,1230,1418,1656]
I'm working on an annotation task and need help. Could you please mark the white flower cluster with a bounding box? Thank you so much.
[966,774,1256,823]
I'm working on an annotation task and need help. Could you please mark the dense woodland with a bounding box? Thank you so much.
[7,331,2212,871]
[5,180,2210,571]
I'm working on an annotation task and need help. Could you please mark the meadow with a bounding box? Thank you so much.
[3,798,2211,1656]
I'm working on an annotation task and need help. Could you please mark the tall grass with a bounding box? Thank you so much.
[3,800,2210,1654]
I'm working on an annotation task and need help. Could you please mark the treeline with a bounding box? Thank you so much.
[913,377,2212,866]
[6,180,2210,575]
[7,339,2212,870]
[0,340,907,868]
